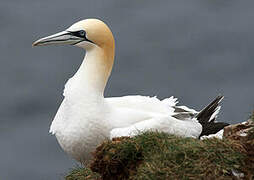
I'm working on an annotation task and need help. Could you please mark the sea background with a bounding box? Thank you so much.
[1,1,254,179]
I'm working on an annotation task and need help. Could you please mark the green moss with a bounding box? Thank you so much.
[65,166,100,180]
[132,133,245,179]
[66,131,253,179]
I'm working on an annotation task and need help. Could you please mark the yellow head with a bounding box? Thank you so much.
[33,18,115,61]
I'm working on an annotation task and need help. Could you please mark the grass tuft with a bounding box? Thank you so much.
[65,166,100,180]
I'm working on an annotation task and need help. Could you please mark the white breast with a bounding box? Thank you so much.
[50,77,111,162]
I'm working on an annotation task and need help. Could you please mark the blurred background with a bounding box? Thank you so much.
[1,0,254,179]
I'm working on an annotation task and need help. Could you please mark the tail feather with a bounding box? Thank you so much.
[196,95,229,138]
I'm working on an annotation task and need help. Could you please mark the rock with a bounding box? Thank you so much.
[223,118,254,179]
[223,119,254,142]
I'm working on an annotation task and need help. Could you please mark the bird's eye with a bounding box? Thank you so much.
[79,30,86,37]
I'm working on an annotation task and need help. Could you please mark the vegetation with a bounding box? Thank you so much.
[66,167,101,180]
[66,113,254,180]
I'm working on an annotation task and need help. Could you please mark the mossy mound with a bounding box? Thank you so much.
[66,167,100,180]
[66,129,254,180]
[66,111,254,180]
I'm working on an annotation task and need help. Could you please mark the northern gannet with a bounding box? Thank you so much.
[33,19,228,163]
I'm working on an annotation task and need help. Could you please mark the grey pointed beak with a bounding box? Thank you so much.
[32,31,83,47]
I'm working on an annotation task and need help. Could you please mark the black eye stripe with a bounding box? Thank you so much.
[67,30,94,44]
[68,30,86,38]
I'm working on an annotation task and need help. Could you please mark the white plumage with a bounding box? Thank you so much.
[33,19,225,163]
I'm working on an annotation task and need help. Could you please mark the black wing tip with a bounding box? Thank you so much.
[199,122,229,138]
[208,95,224,107]
[197,95,227,137]
[196,95,224,121]
[215,95,224,103]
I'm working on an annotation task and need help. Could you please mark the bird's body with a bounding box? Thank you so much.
[33,19,228,163]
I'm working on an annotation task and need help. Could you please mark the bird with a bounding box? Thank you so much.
[32,19,229,163]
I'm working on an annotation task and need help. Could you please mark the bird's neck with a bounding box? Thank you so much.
[74,46,114,96]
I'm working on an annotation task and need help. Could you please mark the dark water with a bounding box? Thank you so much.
[1,0,254,179]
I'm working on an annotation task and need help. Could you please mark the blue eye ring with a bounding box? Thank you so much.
[79,30,86,37]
